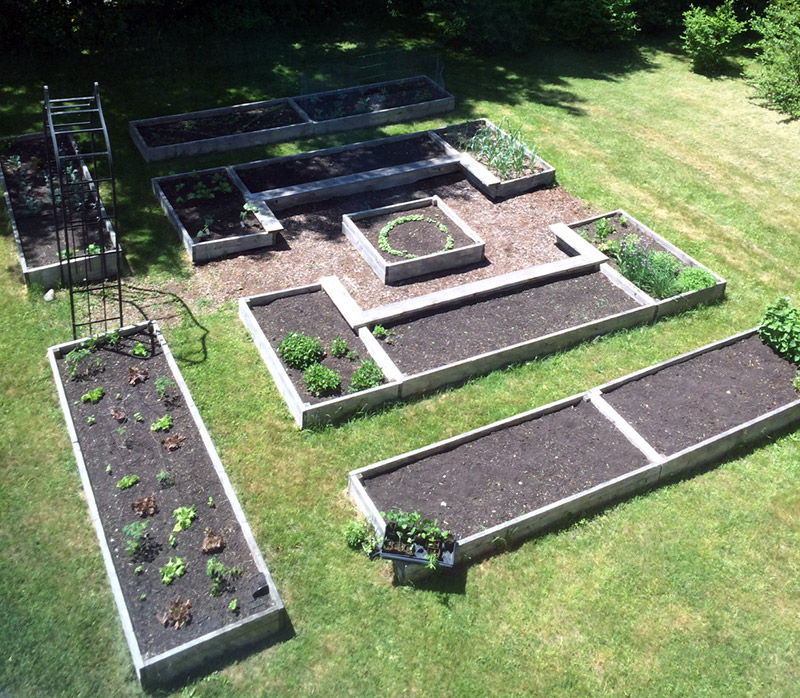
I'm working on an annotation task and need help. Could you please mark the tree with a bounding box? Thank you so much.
[681,0,745,74]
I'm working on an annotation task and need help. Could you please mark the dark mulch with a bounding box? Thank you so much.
[160,170,264,241]
[250,290,383,403]
[294,77,442,122]
[604,335,800,455]
[377,271,639,374]
[357,204,476,261]
[56,330,268,658]
[138,101,303,147]
[234,133,444,193]
[364,399,650,538]
[0,135,107,267]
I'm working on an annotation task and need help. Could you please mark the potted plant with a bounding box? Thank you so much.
[379,509,456,569]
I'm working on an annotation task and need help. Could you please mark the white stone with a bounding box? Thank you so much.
[44,289,55,302]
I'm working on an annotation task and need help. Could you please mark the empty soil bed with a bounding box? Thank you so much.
[137,101,303,147]
[159,170,263,241]
[235,134,444,192]
[364,399,650,538]
[55,329,265,658]
[604,335,800,455]
[377,271,639,374]
[250,290,383,403]
[358,204,475,261]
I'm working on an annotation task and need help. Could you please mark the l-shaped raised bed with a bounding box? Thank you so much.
[48,322,286,687]
[130,76,454,162]
[349,328,800,583]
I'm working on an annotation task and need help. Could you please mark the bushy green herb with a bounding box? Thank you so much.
[278,332,324,370]
[81,387,104,404]
[150,414,173,432]
[159,557,186,585]
[116,474,140,490]
[206,558,242,596]
[377,214,452,259]
[344,519,378,554]
[349,359,383,392]
[154,376,175,400]
[759,297,800,364]
[372,325,388,339]
[122,521,148,556]
[64,346,92,378]
[330,336,354,359]
[156,470,173,488]
[607,234,685,299]
[131,341,147,357]
[172,505,196,532]
[674,266,718,293]
[302,363,341,397]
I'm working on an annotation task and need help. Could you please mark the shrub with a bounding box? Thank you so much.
[278,332,324,370]
[349,360,384,392]
[681,0,745,73]
[303,363,341,397]
[330,336,351,359]
[749,0,800,118]
[759,296,800,364]
[674,266,717,293]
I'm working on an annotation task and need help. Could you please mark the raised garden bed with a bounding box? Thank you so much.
[349,328,800,583]
[432,119,556,199]
[130,76,454,162]
[0,133,121,287]
[152,167,280,264]
[566,210,726,318]
[239,278,401,428]
[48,322,285,686]
[342,195,485,283]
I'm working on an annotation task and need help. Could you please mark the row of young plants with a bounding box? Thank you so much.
[376,213,453,259]
[277,331,383,397]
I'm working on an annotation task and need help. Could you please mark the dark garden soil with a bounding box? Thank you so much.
[377,270,640,374]
[55,328,268,658]
[438,121,545,179]
[604,335,800,455]
[234,133,444,193]
[250,290,384,403]
[138,101,303,147]
[357,205,476,261]
[160,170,264,242]
[0,134,108,267]
[294,77,443,122]
[364,399,650,538]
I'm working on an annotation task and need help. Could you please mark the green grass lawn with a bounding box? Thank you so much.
[1,24,800,698]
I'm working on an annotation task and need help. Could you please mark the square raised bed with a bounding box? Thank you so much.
[48,321,286,687]
[342,195,485,283]
[152,167,280,264]
[0,133,122,288]
[349,328,800,583]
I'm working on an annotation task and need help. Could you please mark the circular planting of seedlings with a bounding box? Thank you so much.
[377,214,453,260]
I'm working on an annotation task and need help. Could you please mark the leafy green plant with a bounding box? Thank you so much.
[593,217,613,243]
[674,266,718,293]
[86,416,96,426]
[156,470,173,488]
[278,332,324,370]
[80,387,104,404]
[196,215,214,239]
[382,509,449,568]
[228,599,239,613]
[206,558,242,596]
[131,341,147,357]
[452,119,534,180]
[349,359,383,392]
[64,347,92,378]
[377,214,452,259]
[759,297,800,364]
[169,534,177,548]
[681,0,745,73]
[607,234,686,299]
[240,201,259,222]
[150,414,173,432]
[116,474,140,490]
[330,336,354,359]
[85,243,101,255]
[159,557,186,585]
[154,376,175,400]
[372,325,388,339]
[172,505,197,531]
[793,371,800,391]
[133,412,143,422]
[121,521,148,557]
[344,519,378,554]
[302,363,341,397]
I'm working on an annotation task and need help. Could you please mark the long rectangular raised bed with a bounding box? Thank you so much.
[0,133,122,288]
[349,328,800,583]
[48,321,286,686]
[130,76,454,162]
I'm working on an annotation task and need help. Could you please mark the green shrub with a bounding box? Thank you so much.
[759,296,800,364]
[674,266,717,293]
[303,363,341,396]
[330,336,352,359]
[343,520,375,551]
[349,359,384,392]
[278,332,324,370]
[749,0,800,118]
[681,0,745,73]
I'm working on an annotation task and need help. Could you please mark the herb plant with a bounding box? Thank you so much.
[154,376,175,400]
[330,336,354,359]
[159,557,186,585]
[172,505,197,531]
[121,521,148,556]
[206,558,242,596]
[64,347,92,378]
[156,470,174,488]
[278,332,324,370]
[349,359,383,392]
[303,363,341,396]
[759,297,800,364]
[673,266,717,294]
